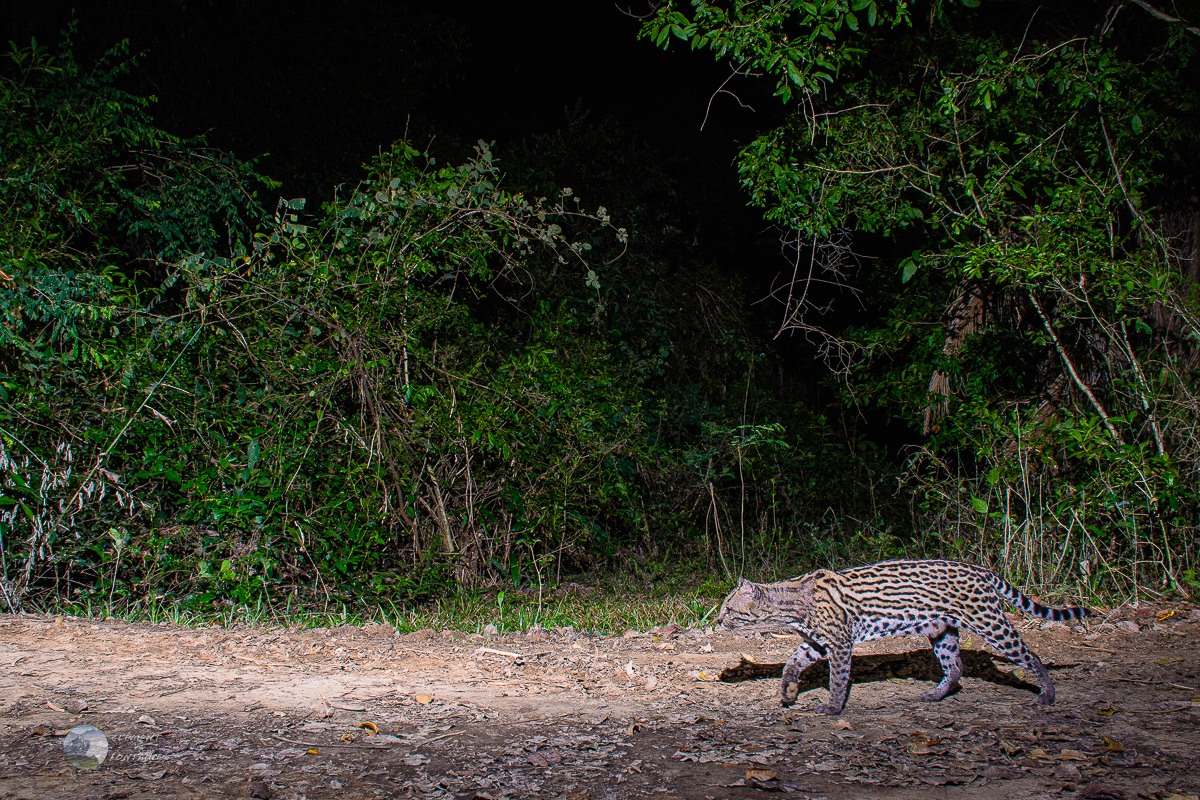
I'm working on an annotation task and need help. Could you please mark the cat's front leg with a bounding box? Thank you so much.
[816,641,853,714]
[780,641,822,706]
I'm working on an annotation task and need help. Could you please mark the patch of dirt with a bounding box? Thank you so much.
[1,607,1198,800]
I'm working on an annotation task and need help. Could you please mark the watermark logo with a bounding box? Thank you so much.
[63,725,108,769]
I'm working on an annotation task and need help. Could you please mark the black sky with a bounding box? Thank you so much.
[5,0,789,284]
[5,1,777,192]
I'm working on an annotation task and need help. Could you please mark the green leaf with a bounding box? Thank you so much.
[971,496,989,514]
[901,259,919,283]
[1130,114,1143,134]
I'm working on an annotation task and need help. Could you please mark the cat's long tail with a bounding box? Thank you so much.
[990,573,1091,621]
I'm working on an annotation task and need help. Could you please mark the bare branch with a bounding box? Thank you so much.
[1028,291,1126,446]
[1128,0,1200,37]
[701,62,759,131]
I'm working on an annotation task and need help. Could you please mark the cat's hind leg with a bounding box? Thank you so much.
[921,624,962,701]
[976,613,1055,705]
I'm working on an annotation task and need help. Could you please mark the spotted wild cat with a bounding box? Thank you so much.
[717,559,1090,714]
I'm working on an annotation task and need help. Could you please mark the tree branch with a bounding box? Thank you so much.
[1028,292,1126,446]
[1128,0,1200,37]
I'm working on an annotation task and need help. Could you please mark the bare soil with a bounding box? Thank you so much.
[1,606,1198,800]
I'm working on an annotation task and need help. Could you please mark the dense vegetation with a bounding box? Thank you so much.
[645,0,1200,597]
[2,0,1198,619]
[0,34,889,616]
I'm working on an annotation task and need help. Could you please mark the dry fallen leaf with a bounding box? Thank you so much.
[1096,703,1117,716]
[129,770,167,781]
[624,660,636,676]
[414,693,435,705]
[340,733,355,743]
[1157,657,1183,666]
[1103,736,1123,753]
[136,714,156,727]
[1056,748,1088,761]
[1160,794,1199,800]
[47,701,65,713]
[745,767,778,782]
[1030,748,1051,759]
[359,721,379,734]
[307,748,319,755]
[1158,610,1176,622]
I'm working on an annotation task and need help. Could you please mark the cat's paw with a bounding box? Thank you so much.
[815,702,844,715]
[1035,691,1055,706]
[920,684,957,702]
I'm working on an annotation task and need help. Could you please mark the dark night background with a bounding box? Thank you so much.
[3,0,848,403]
[3,2,778,256]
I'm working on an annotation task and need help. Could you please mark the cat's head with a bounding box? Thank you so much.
[716,577,771,631]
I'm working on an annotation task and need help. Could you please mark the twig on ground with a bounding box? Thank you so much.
[270,734,390,750]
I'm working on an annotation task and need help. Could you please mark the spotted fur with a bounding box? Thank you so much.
[716,559,1090,714]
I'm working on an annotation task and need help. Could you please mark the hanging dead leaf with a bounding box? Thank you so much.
[1103,737,1123,753]
[359,721,379,734]
[414,693,435,705]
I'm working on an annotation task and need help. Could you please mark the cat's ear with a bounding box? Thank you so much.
[736,577,749,588]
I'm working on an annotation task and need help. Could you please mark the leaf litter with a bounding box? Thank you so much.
[0,609,1198,798]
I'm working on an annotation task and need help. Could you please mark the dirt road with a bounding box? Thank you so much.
[1,606,1198,800]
